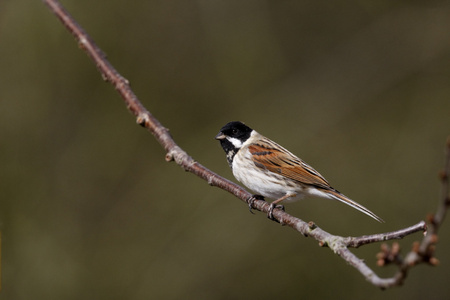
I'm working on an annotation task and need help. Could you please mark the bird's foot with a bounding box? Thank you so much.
[267,203,285,220]
[267,193,295,220]
[247,194,265,214]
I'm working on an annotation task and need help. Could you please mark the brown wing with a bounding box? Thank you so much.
[248,138,330,189]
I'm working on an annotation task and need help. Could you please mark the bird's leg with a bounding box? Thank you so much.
[247,194,265,214]
[268,193,296,220]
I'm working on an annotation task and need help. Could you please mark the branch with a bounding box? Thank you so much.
[42,0,447,289]
[344,221,427,248]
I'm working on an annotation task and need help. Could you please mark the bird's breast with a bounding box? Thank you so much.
[232,150,305,201]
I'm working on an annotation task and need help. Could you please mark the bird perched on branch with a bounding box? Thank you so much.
[215,121,383,222]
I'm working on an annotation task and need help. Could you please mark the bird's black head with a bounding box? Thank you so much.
[215,121,253,167]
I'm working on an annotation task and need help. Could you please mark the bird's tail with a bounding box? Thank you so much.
[327,189,384,223]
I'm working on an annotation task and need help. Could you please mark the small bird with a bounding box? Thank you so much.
[215,121,383,222]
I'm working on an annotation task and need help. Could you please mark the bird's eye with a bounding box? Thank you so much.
[232,129,238,135]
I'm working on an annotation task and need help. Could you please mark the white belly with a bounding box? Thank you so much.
[232,150,305,202]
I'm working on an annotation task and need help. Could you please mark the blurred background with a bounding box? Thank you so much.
[1,0,449,299]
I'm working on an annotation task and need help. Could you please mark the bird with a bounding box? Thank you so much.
[215,121,383,222]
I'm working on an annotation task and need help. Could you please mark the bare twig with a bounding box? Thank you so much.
[344,221,427,248]
[42,0,447,289]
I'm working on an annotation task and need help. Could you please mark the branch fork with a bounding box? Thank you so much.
[42,0,450,289]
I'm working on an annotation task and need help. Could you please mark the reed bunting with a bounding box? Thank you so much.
[215,121,383,222]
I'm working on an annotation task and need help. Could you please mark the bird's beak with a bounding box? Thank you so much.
[215,132,226,140]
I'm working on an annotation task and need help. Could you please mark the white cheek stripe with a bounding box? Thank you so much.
[227,137,243,149]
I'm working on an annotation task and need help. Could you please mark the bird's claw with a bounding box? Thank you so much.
[267,203,285,220]
[248,195,265,214]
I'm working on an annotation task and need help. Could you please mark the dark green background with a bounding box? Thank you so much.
[1,0,449,299]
